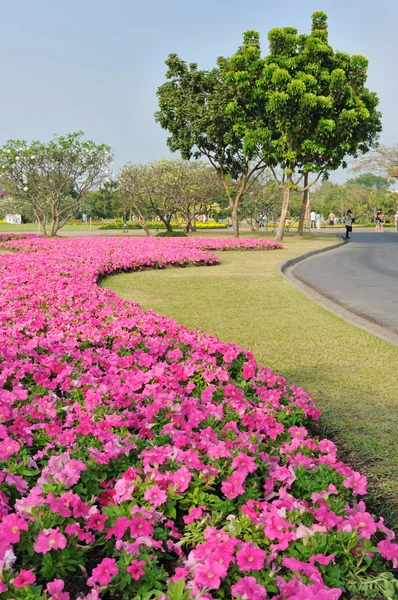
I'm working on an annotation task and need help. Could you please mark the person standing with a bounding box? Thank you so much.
[316,212,321,229]
[344,210,353,240]
[328,211,335,226]
[395,209,398,232]
[310,210,316,228]
[375,210,384,233]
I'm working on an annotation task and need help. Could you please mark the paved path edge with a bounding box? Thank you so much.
[278,236,398,347]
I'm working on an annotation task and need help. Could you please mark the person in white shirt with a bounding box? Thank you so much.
[310,210,316,228]
[395,210,398,232]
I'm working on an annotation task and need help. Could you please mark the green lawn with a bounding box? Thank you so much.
[102,232,398,530]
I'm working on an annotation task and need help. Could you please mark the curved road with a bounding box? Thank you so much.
[292,230,398,338]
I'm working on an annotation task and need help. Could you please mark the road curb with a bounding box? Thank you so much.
[278,235,347,277]
[278,235,398,346]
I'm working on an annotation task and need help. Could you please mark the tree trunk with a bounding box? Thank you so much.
[275,177,291,242]
[232,201,239,238]
[140,219,151,236]
[297,173,309,236]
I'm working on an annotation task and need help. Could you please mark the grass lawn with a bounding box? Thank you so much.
[102,232,398,530]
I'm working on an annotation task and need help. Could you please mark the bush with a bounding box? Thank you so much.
[99,221,228,230]
[156,230,187,237]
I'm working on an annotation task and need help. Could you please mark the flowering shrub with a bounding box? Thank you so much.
[98,221,227,230]
[0,236,397,600]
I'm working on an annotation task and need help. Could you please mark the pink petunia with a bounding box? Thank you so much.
[0,513,29,543]
[343,470,368,496]
[194,559,227,590]
[232,576,267,600]
[46,578,70,600]
[88,557,118,587]
[34,528,67,554]
[236,542,266,572]
[126,559,146,581]
[377,539,398,568]
[10,569,36,588]
[144,485,167,507]
[0,437,20,461]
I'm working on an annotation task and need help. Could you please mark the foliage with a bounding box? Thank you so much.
[346,173,390,189]
[226,12,382,240]
[155,230,187,237]
[155,51,269,237]
[80,180,122,219]
[240,175,283,230]
[0,235,397,600]
[0,132,113,236]
[98,220,228,231]
[352,144,398,180]
[119,160,225,235]
[310,180,397,222]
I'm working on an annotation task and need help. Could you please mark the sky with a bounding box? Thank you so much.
[1,0,397,183]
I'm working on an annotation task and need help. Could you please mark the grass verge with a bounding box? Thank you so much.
[102,232,398,529]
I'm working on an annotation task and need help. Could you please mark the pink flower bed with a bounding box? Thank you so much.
[0,236,396,600]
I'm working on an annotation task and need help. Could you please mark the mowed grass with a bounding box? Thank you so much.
[102,232,398,529]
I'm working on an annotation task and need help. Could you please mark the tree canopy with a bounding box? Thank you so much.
[119,159,224,235]
[0,132,112,235]
[156,11,381,240]
[346,173,390,189]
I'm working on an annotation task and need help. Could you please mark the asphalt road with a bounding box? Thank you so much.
[293,229,398,335]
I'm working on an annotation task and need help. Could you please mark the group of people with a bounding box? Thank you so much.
[310,210,322,229]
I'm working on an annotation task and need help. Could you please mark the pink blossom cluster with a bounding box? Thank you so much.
[0,235,396,600]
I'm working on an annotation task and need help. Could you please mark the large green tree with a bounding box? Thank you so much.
[0,132,112,235]
[226,12,382,240]
[155,49,269,237]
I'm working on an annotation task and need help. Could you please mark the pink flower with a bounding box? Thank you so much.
[34,528,67,554]
[194,559,227,590]
[377,539,398,568]
[144,485,167,507]
[232,576,267,599]
[221,474,245,499]
[183,506,205,524]
[343,470,368,496]
[236,542,266,571]
[0,513,29,543]
[0,437,20,460]
[231,452,257,475]
[46,579,70,600]
[127,559,146,581]
[289,582,342,600]
[10,569,36,587]
[88,557,118,586]
[309,554,335,566]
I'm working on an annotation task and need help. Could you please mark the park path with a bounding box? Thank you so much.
[292,229,398,338]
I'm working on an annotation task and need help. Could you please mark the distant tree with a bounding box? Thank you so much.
[346,173,390,189]
[174,163,225,233]
[81,180,122,219]
[119,164,154,236]
[119,159,223,235]
[352,145,398,181]
[240,176,282,231]
[0,132,112,235]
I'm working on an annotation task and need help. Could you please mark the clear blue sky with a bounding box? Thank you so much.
[1,0,397,182]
